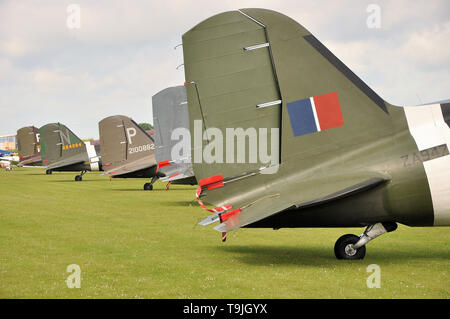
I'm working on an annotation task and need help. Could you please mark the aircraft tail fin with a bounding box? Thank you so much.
[98,115,156,174]
[182,9,282,188]
[17,126,41,165]
[39,123,88,168]
[182,8,411,230]
[152,85,195,182]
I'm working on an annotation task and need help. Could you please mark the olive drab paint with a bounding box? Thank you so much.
[39,123,101,173]
[17,126,42,166]
[182,9,450,238]
[98,115,158,178]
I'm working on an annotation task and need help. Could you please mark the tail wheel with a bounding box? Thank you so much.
[143,183,153,191]
[75,175,82,181]
[46,169,52,175]
[334,234,366,260]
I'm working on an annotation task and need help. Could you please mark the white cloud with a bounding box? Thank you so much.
[1,37,31,58]
[400,21,450,66]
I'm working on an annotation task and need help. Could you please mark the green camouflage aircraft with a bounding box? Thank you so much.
[17,126,42,166]
[99,115,161,190]
[182,9,450,259]
[39,123,102,180]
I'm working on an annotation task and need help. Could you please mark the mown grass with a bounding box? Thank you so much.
[0,167,448,298]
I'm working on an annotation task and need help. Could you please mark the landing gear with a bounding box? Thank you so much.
[143,175,158,191]
[143,183,153,190]
[75,170,87,182]
[334,222,397,260]
[334,234,366,260]
[46,169,52,175]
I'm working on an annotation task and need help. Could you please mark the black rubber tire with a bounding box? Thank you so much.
[46,169,52,175]
[143,183,153,191]
[334,234,366,260]
[75,175,82,181]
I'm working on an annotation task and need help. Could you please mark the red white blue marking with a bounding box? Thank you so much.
[287,92,344,137]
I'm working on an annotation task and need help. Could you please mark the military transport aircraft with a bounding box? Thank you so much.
[39,123,102,180]
[153,86,197,187]
[99,87,198,190]
[17,126,42,166]
[99,115,162,190]
[182,9,450,259]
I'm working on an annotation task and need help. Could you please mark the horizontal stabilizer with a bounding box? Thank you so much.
[293,177,387,209]
[213,176,389,233]
[103,155,156,177]
[47,159,85,170]
[160,172,191,182]
[198,212,221,226]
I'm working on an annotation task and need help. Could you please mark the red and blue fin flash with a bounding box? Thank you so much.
[287,92,344,137]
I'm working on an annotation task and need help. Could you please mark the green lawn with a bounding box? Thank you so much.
[0,167,448,298]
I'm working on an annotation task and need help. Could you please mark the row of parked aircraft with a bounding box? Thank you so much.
[16,85,194,189]
[9,9,450,260]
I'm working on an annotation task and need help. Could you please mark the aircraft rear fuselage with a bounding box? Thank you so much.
[248,103,450,228]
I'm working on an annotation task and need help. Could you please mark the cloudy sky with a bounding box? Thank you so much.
[1,0,449,139]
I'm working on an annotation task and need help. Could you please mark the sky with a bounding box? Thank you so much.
[0,0,449,139]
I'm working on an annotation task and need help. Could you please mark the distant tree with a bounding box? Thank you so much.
[139,123,153,130]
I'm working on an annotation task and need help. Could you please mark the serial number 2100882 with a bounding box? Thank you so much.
[128,144,155,154]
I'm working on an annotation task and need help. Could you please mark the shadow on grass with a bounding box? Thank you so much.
[217,244,450,267]
[218,245,335,266]
[48,179,102,182]
[108,188,196,193]
[107,188,188,192]
[159,200,197,207]
[161,187,198,191]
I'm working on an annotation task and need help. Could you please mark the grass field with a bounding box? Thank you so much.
[0,167,448,299]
